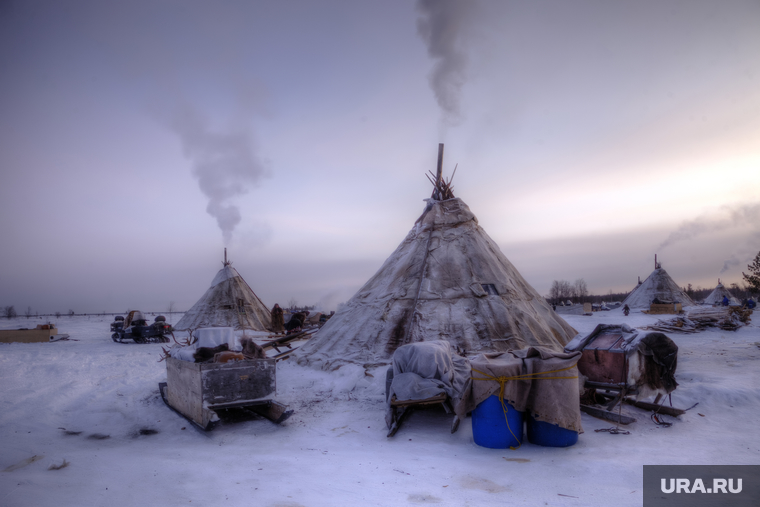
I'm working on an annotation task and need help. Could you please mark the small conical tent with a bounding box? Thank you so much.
[174,255,272,332]
[296,196,578,370]
[703,281,740,306]
[622,264,695,309]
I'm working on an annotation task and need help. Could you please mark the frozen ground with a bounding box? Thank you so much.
[1,310,758,506]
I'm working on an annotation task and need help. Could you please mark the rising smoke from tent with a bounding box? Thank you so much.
[658,202,760,275]
[721,255,740,274]
[169,104,269,245]
[416,0,472,127]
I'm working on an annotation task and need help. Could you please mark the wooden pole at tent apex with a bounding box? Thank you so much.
[223,248,230,267]
[432,143,444,200]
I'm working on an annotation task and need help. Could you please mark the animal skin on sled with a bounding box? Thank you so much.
[565,324,678,400]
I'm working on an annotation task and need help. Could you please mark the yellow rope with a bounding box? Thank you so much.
[471,364,578,450]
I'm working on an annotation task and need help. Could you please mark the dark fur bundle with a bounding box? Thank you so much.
[240,337,266,359]
[193,344,229,363]
[285,312,307,332]
[639,332,678,393]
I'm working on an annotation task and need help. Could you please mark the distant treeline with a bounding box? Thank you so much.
[546,279,756,305]
[1,307,186,319]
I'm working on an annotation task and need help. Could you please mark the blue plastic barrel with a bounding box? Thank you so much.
[526,414,578,447]
[472,395,524,449]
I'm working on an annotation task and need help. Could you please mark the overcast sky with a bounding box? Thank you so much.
[1,0,759,314]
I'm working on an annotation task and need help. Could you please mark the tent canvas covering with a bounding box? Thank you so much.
[296,197,577,370]
[622,266,695,309]
[174,264,272,332]
[703,282,740,306]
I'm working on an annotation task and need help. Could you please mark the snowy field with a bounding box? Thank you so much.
[1,310,758,507]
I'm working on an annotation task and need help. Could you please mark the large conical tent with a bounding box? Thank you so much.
[626,276,643,300]
[174,251,272,332]
[296,149,577,369]
[703,280,740,306]
[622,259,695,309]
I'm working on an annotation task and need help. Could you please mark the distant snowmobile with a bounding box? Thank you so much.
[111,310,172,343]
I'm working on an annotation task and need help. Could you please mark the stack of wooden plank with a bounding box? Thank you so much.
[259,328,318,359]
[642,306,752,333]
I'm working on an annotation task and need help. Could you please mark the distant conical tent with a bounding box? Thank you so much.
[296,193,578,370]
[622,262,695,309]
[175,252,272,332]
[703,281,739,306]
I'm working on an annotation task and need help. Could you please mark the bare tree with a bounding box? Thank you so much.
[55,311,61,318]
[569,284,578,303]
[68,310,75,317]
[574,278,588,303]
[549,280,573,303]
[4,305,17,319]
[288,297,298,310]
[25,306,33,319]
[549,280,561,303]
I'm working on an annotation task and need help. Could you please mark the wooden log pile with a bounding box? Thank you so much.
[642,306,752,333]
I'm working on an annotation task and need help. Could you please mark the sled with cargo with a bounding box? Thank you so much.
[565,324,690,425]
[159,356,292,430]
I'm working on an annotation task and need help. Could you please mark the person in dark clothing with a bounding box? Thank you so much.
[285,311,308,334]
[271,304,285,334]
[623,304,630,316]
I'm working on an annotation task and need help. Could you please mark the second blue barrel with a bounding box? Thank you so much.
[526,414,578,447]
[472,395,524,449]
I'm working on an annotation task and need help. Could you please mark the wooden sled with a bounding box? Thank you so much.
[387,394,459,437]
[385,368,459,437]
[160,357,292,430]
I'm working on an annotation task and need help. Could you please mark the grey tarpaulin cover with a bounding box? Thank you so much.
[385,341,470,429]
[455,347,584,433]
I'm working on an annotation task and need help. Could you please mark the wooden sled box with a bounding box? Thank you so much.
[162,356,290,430]
[647,303,683,315]
[0,326,60,343]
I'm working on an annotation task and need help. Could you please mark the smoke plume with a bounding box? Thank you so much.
[659,203,760,250]
[658,202,760,275]
[416,0,471,126]
[720,255,740,274]
[169,105,268,244]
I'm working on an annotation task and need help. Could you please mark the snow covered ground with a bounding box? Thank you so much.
[1,310,758,506]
